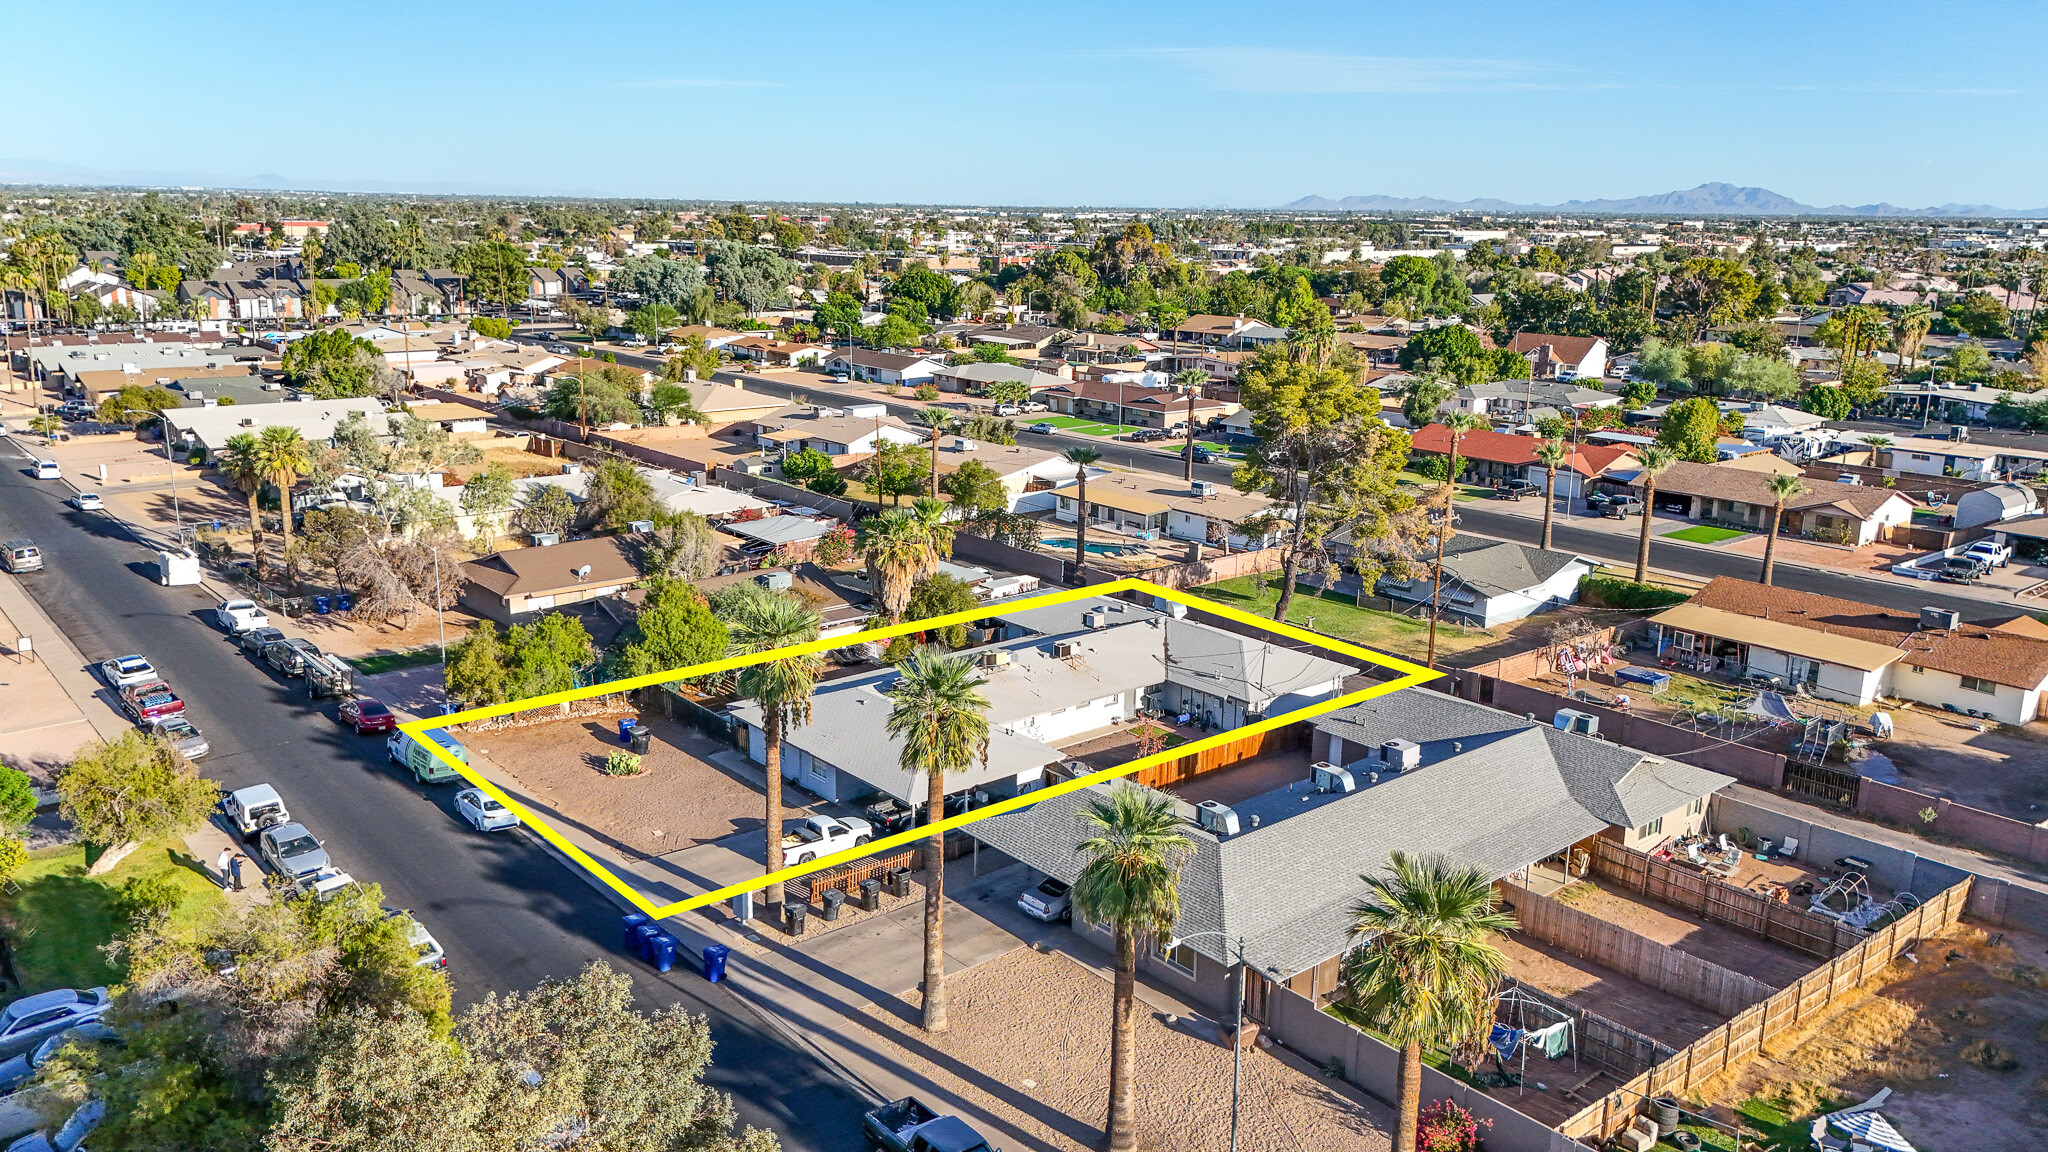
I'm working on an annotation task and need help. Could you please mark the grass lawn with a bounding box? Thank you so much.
[1662,525,1750,544]
[1033,415,1142,437]
[348,647,446,676]
[1,840,226,994]
[1191,573,1497,661]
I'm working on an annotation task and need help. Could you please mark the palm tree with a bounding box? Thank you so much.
[1063,446,1103,568]
[1339,852,1516,1152]
[1072,786,1192,1152]
[219,433,268,566]
[884,648,991,1034]
[857,509,932,621]
[1759,472,1809,587]
[256,425,313,565]
[914,407,956,495]
[1534,438,1570,551]
[1863,435,1893,469]
[1632,445,1678,583]
[1171,369,1210,482]
[724,586,825,920]
[908,496,955,564]
[1894,304,1933,376]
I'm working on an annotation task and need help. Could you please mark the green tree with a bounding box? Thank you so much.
[1759,473,1808,587]
[663,335,721,382]
[1399,376,1451,427]
[1397,325,1491,385]
[470,316,515,339]
[939,458,1008,514]
[643,509,725,580]
[884,648,991,1034]
[647,381,709,426]
[866,439,925,505]
[217,432,269,561]
[512,483,576,539]
[912,407,955,495]
[1946,291,2012,339]
[630,303,683,344]
[870,313,922,350]
[454,238,527,312]
[902,574,980,648]
[1667,256,1761,339]
[445,621,508,707]
[1721,354,1798,401]
[505,612,595,701]
[858,508,938,621]
[1534,439,1570,551]
[1943,341,1993,383]
[94,384,179,427]
[58,730,218,874]
[721,585,825,917]
[983,379,1031,406]
[613,253,707,309]
[780,448,836,484]
[258,425,314,563]
[1656,396,1724,462]
[1802,383,1853,420]
[1071,787,1193,1152]
[543,366,643,426]
[0,766,36,832]
[282,327,386,398]
[1632,337,1690,389]
[459,462,515,547]
[1632,446,1678,582]
[622,579,728,682]
[583,458,660,530]
[1620,377,1657,408]
[1062,446,1103,569]
[1338,852,1515,1152]
[967,342,1018,365]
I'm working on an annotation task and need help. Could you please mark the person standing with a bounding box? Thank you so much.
[215,846,233,888]
[229,854,246,892]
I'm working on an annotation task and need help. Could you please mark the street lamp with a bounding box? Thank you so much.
[1163,931,1250,1152]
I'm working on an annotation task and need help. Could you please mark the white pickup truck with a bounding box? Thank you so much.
[780,815,874,865]
[1964,539,2013,569]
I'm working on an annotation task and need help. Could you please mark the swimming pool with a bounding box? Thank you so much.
[1039,537,1132,556]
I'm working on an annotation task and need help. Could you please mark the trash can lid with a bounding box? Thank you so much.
[703,943,730,957]
[859,877,882,891]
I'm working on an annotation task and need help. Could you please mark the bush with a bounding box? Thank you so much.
[505,404,538,420]
[1411,454,1451,482]
[1577,575,1689,611]
[118,873,184,926]
[913,383,940,402]
[603,751,643,777]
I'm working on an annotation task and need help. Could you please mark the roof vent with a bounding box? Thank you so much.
[1194,800,1240,836]
[1311,762,1356,793]
[1380,739,1421,771]
[1918,606,1960,632]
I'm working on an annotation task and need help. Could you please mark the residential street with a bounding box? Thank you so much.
[0,434,868,1152]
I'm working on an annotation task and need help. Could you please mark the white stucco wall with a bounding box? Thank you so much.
[1885,663,2042,725]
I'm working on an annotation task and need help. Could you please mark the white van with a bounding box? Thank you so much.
[0,541,41,574]
[388,728,467,784]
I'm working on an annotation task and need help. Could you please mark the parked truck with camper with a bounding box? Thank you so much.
[780,815,873,865]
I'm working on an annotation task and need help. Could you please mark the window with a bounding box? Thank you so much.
[1634,816,1664,840]
[1909,665,1924,675]
[1961,675,1998,695]
[1687,798,1703,817]
[1162,941,1197,975]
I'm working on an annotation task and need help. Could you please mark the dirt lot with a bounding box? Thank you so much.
[1498,933,1727,1049]
[1554,879,1821,989]
[1877,705,2048,819]
[859,946,1393,1152]
[1698,924,2048,1152]
[467,712,810,858]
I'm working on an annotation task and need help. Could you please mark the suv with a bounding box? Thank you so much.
[257,822,330,881]
[0,989,111,1061]
[223,783,290,840]
[0,540,41,574]
[262,636,321,677]
[239,625,285,655]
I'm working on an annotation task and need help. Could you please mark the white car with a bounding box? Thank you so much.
[100,655,157,687]
[67,492,102,512]
[386,908,447,968]
[214,599,270,633]
[454,788,519,832]
[31,461,60,481]
[5,1099,104,1152]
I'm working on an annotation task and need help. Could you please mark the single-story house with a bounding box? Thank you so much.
[756,411,926,456]
[963,324,1065,355]
[1506,333,1608,381]
[929,361,1068,397]
[726,336,827,367]
[1881,381,2022,423]
[1375,538,1597,628]
[664,325,747,349]
[820,349,942,386]
[458,534,644,624]
[1036,380,1233,429]
[403,401,491,436]
[695,565,868,638]
[1881,438,2048,483]
[1446,379,1622,421]
[930,438,1094,512]
[164,397,387,456]
[1408,424,1638,497]
[1052,474,1282,550]
[1167,314,1272,347]
[1627,462,1917,548]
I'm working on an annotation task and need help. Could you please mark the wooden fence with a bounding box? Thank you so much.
[1126,722,1306,790]
[1500,881,1776,1018]
[785,846,920,905]
[1560,878,1973,1144]
[1587,838,1858,958]
[1499,977,1675,1081]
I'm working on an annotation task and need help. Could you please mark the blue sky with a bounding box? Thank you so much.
[6,0,2044,208]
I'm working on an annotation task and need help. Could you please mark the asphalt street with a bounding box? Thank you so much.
[0,435,866,1151]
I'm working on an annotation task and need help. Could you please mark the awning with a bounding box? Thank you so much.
[1648,604,1906,673]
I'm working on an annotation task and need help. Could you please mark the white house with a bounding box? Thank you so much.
[819,349,941,387]
[1052,473,1283,551]
[1506,333,1608,381]
[755,408,927,456]
[1375,539,1597,628]
[932,438,1095,512]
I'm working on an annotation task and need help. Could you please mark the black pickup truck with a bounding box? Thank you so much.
[863,1097,999,1152]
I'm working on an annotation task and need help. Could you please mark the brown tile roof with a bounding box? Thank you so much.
[1507,332,1603,363]
[1629,461,1916,520]
[461,535,644,599]
[1690,576,2048,689]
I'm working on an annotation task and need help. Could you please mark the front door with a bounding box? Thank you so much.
[1786,657,1821,688]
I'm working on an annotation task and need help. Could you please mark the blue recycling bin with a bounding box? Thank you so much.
[336,592,354,612]
[649,932,678,973]
[313,595,331,615]
[702,943,731,983]
[620,912,649,952]
[618,717,637,745]
[631,923,661,961]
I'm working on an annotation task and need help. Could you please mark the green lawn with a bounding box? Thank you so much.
[348,647,446,676]
[1191,574,1496,660]
[1033,415,1143,437]
[1661,525,1750,544]
[1,840,226,994]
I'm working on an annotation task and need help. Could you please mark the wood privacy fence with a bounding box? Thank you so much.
[1499,882,1777,1018]
[1587,838,1859,958]
[1560,878,1972,1144]
[1127,722,1306,790]
[1498,977,1675,1080]
[784,845,920,905]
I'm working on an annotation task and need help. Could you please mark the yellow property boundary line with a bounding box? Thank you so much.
[401,578,1441,918]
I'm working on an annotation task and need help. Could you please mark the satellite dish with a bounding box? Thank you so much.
[574,564,591,580]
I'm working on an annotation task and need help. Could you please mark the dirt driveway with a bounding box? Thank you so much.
[1878,707,2048,818]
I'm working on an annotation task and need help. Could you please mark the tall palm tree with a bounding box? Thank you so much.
[1863,435,1893,469]
[914,407,956,495]
[908,496,955,565]
[1072,786,1192,1152]
[1632,445,1678,583]
[857,509,932,621]
[1759,472,1809,587]
[1534,438,1570,551]
[884,647,991,1034]
[1171,369,1209,482]
[256,425,313,565]
[724,586,825,919]
[219,432,268,566]
[1339,852,1515,1152]
[1894,304,1933,376]
[1063,446,1103,569]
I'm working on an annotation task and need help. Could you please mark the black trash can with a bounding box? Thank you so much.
[820,888,846,921]
[785,901,807,936]
[629,724,651,754]
[887,868,912,898]
[858,877,882,911]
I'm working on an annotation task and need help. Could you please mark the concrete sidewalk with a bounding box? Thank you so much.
[0,570,135,754]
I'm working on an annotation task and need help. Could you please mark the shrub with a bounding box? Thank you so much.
[1961,1039,2018,1071]
[913,383,940,402]
[603,750,643,777]
[1577,575,1688,611]
[0,836,25,882]
[505,404,538,420]
[1411,454,1450,482]
[118,873,184,926]
[1417,1099,1490,1152]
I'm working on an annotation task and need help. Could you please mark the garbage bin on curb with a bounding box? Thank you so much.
[620,913,650,952]
[702,943,731,983]
[785,902,807,936]
[858,878,882,912]
[629,725,651,755]
[617,718,636,745]
[887,868,912,898]
[648,932,678,973]
[632,923,662,960]
[314,595,331,615]
[820,889,845,921]
[336,593,354,612]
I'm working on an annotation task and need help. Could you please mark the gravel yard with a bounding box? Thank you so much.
[860,947,1393,1152]
[1878,705,2048,819]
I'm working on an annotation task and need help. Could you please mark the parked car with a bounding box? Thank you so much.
[0,1023,117,1093]
[99,655,156,687]
[1027,422,1056,435]
[1493,479,1540,500]
[118,680,184,725]
[1936,556,1986,584]
[1017,877,1072,923]
[1192,446,1222,464]
[386,908,447,969]
[299,866,359,901]
[4,1099,104,1152]
[257,822,330,882]
[0,541,40,574]
[30,462,59,481]
[862,1097,997,1152]
[1963,540,2012,568]
[214,599,269,633]
[1018,400,1047,412]
[338,697,397,734]
[0,990,111,1061]
[389,728,467,784]
[149,715,209,759]
[66,493,101,512]
[238,626,285,655]
[222,783,290,840]
[454,787,519,832]
[1127,428,1172,443]
[780,815,873,866]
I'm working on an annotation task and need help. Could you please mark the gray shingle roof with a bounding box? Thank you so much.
[1380,537,1587,599]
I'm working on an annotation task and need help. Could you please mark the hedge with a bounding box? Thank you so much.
[1578,575,1689,611]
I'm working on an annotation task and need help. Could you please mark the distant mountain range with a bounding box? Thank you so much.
[1281,183,2048,218]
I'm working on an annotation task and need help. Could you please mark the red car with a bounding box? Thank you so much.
[339,697,397,734]
[120,680,185,724]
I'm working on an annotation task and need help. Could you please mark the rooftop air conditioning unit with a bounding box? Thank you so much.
[561,463,582,475]
[1380,739,1421,771]
[626,520,655,534]
[755,571,793,591]
[530,532,560,547]
[689,471,707,485]
[977,649,1012,669]
[953,437,975,451]
[1919,606,1960,632]
[239,417,255,426]
[1194,800,1240,836]
[1052,639,1080,659]
[1081,610,1107,630]
[1191,481,1217,497]
[1553,709,1599,736]
[1153,597,1188,618]
[1310,762,1356,793]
